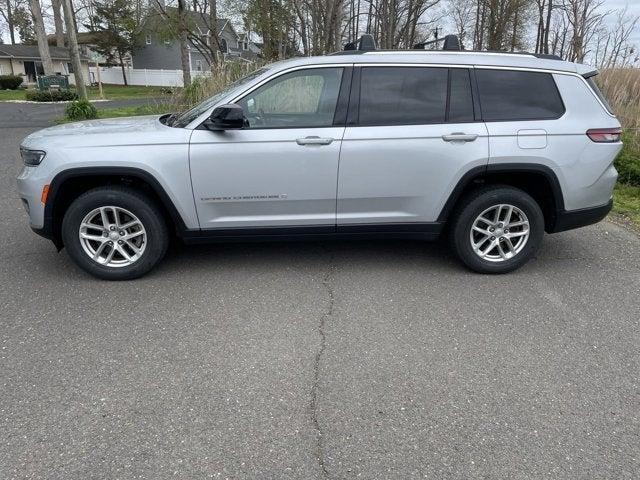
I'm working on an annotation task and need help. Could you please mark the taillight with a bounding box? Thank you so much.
[586,128,622,143]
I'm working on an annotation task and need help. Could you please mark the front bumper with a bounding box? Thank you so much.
[549,199,613,233]
[17,165,46,230]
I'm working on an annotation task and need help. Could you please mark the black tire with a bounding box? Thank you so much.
[61,186,169,280]
[450,186,544,274]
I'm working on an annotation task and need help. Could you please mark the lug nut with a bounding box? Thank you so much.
[504,228,509,233]
[490,236,495,241]
[107,241,113,245]
[498,223,503,228]
[103,232,108,237]
[118,240,123,245]
[110,226,116,231]
[119,231,124,236]
[489,227,495,232]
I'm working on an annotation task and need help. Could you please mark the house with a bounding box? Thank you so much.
[47,31,132,67]
[0,44,90,85]
[132,10,261,72]
[238,33,262,59]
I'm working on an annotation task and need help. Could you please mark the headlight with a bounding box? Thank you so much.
[20,147,46,166]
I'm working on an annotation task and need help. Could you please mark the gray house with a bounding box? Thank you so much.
[132,10,261,71]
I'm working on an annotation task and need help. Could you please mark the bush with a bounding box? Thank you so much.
[25,89,78,102]
[0,75,24,90]
[65,99,98,121]
[615,133,640,187]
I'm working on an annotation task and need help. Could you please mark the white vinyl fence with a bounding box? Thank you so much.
[89,66,211,87]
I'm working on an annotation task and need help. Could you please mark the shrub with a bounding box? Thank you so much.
[0,75,24,90]
[597,70,640,187]
[615,133,640,187]
[25,89,78,102]
[65,99,98,121]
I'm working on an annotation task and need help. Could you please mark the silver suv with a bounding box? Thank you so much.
[17,39,622,280]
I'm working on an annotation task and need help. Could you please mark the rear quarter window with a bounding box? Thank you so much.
[585,76,614,115]
[476,69,565,121]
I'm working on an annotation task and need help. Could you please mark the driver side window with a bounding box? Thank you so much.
[237,67,344,129]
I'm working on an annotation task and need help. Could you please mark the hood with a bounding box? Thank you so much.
[26,115,166,140]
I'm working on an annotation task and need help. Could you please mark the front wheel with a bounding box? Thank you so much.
[451,186,545,274]
[62,186,169,280]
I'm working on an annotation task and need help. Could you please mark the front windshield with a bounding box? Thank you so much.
[171,67,270,128]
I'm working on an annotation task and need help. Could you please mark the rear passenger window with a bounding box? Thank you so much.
[359,67,448,126]
[476,69,565,121]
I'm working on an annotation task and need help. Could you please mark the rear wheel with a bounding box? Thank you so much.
[451,186,544,274]
[62,186,169,280]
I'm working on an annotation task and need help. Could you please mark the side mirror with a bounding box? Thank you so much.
[205,104,245,131]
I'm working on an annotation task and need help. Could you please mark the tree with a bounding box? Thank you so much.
[28,0,54,74]
[62,0,87,99]
[0,0,18,44]
[52,0,65,47]
[11,5,34,43]
[177,0,191,87]
[88,0,142,85]
[153,0,226,72]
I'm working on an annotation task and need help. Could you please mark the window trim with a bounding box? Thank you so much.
[349,65,477,127]
[475,68,566,123]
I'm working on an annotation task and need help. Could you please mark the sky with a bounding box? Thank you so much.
[604,0,640,47]
[1,0,639,56]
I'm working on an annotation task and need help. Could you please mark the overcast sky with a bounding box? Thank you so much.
[604,0,640,46]
[1,0,639,57]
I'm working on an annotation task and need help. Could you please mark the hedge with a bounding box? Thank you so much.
[0,75,24,90]
[25,89,78,102]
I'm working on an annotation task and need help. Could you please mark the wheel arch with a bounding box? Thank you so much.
[438,163,565,232]
[44,167,188,249]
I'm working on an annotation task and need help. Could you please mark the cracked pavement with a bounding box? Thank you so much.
[1,106,640,479]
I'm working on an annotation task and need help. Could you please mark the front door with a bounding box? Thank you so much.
[189,66,347,231]
[337,66,489,227]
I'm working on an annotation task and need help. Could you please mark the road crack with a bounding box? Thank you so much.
[311,248,335,479]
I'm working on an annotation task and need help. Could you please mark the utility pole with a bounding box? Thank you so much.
[28,0,55,75]
[61,0,87,99]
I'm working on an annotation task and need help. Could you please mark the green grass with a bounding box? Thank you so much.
[0,89,28,100]
[54,103,170,124]
[87,84,173,100]
[0,84,172,102]
[613,183,640,229]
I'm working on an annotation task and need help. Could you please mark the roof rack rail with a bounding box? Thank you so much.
[413,34,462,51]
[343,34,377,52]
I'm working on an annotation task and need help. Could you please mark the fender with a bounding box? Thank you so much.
[437,163,565,225]
[43,167,189,247]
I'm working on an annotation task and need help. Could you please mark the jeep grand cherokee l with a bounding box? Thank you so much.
[17,39,622,279]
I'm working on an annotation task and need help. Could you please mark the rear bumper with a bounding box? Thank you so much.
[549,199,612,233]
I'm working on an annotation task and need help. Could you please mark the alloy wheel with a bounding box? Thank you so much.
[78,206,147,268]
[469,204,530,262]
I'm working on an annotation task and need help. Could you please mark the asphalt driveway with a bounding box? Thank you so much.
[1,103,639,479]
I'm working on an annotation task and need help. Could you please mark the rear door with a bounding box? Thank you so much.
[337,65,489,229]
[189,66,350,230]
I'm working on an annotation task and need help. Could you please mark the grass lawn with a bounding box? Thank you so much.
[54,104,171,124]
[0,84,172,102]
[0,89,28,100]
[87,84,173,100]
[612,183,640,230]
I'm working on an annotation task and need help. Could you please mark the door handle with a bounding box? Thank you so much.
[442,133,478,142]
[296,136,334,146]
